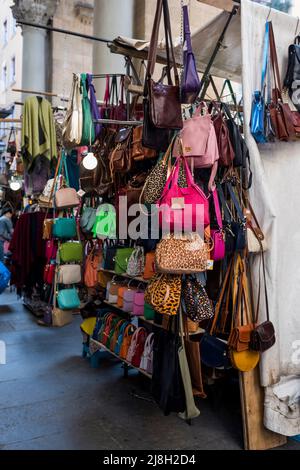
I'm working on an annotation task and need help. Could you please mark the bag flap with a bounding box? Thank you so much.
[115,128,132,143]
[255,321,275,342]
[237,325,252,343]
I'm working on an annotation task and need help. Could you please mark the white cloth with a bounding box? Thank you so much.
[241,0,300,435]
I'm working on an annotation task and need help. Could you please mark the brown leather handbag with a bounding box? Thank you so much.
[109,127,133,176]
[143,0,182,144]
[269,22,296,142]
[131,126,157,161]
[211,103,235,167]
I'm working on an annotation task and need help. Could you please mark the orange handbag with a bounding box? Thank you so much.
[117,286,126,308]
[143,251,156,280]
[119,324,136,360]
[84,252,101,288]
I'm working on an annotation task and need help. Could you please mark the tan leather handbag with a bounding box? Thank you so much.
[55,187,80,210]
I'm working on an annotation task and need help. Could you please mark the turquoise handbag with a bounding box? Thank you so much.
[59,242,83,263]
[52,217,77,239]
[114,247,135,274]
[57,288,80,310]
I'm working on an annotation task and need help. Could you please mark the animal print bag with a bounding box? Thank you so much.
[144,273,182,316]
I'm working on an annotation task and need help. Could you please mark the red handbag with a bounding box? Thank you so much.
[158,156,210,231]
[131,328,148,368]
[45,239,57,262]
[44,263,56,284]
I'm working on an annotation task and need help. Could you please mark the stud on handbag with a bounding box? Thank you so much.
[182,277,214,322]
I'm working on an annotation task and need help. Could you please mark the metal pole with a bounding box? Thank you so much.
[16,20,111,44]
[199,5,239,101]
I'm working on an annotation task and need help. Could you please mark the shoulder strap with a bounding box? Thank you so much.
[261,21,270,92]
[226,182,245,223]
[216,183,231,225]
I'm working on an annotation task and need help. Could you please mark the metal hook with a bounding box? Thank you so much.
[295,17,300,37]
[267,6,272,21]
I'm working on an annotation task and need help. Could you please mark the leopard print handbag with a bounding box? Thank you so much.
[144,273,182,316]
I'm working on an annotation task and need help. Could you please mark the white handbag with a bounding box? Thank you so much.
[62,73,83,148]
[139,332,154,375]
[247,227,267,253]
[57,264,81,284]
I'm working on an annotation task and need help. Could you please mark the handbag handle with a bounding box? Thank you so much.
[182,5,192,54]
[226,182,246,224]
[209,258,233,335]
[261,21,270,93]
[212,189,223,230]
[269,22,282,102]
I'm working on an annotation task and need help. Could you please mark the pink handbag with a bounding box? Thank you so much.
[123,287,137,313]
[157,156,210,231]
[132,291,145,316]
[176,108,219,190]
[55,187,80,210]
[45,239,57,262]
[211,189,225,261]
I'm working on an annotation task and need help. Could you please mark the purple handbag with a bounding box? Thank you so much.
[180,5,201,104]
[86,74,101,139]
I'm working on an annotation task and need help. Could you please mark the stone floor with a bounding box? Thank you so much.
[0,290,299,451]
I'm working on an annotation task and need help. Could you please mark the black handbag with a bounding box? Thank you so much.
[103,240,118,271]
[284,36,300,112]
[151,317,186,415]
[226,183,247,252]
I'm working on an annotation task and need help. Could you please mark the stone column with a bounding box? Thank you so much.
[93,0,134,98]
[11,0,59,98]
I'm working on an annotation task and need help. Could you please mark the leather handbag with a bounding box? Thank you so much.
[211,189,225,261]
[62,73,83,148]
[123,286,137,313]
[139,332,154,374]
[144,273,182,316]
[155,233,209,274]
[210,103,235,166]
[143,251,156,279]
[45,239,57,262]
[177,108,219,190]
[57,264,81,284]
[126,327,147,366]
[117,285,126,308]
[114,321,130,355]
[59,242,83,263]
[108,319,126,351]
[84,251,100,288]
[230,349,260,372]
[55,187,80,210]
[109,127,132,176]
[80,207,97,233]
[158,156,210,231]
[284,35,300,112]
[132,291,145,316]
[144,303,155,320]
[80,73,95,146]
[52,308,73,327]
[43,218,53,240]
[250,252,275,352]
[131,126,157,161]
[180,5,200,104]
[119,324,136,359]
[147,0,182,130]
[52,217,77,239]
[57,287,80,310]
[250,22,269,143]
[244,199,267,254]
[126,246,145,277]
[108,279,122,304]
[269,22,296,142]
[114,247,135,274]
[182,276,214,322]
[44,263,56,285]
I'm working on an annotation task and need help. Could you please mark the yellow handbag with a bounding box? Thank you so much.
[97,270,112,288]
[144,273,182,316]
[230,349,260,372]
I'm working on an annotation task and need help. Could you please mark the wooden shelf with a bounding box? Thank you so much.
[99,268,149,283]
[90,338,152,379]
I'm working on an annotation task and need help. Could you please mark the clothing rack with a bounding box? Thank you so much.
[94,119,142,126]
[92,74,125,79]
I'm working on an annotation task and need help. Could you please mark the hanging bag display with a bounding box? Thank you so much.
[57,287,80,310]
[250,21,269,143]
[182,276,214,322]
[52,217,77,240]
[180,5,201,104]
[54,152,80,210]
[158,156,210,231]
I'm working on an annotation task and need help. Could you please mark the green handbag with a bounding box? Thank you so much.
[57,287,80,310]
[59,241,83,263]
[92,204,116,240]
[144,303,155,320]
[80,73,95,146]
[114,247,135,274]
[52,217,77,239]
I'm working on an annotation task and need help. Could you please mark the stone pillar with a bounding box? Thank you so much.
[93,0,134,97]
[11,0,59,98]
